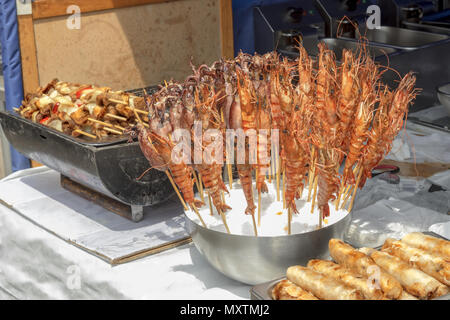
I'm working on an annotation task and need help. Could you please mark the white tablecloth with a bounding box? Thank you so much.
[0,169,250,300]
[1,119,449,299]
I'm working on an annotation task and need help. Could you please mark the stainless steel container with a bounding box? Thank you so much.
[184,211,352,285]
[437,82,450,115]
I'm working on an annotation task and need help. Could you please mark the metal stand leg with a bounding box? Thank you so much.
[61,175,145,223]
[131,205,144,222]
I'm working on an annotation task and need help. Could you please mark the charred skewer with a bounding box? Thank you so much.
[106,113,127,122]
[73,129,96,139]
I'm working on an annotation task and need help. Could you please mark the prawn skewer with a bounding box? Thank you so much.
[129,44,417,235]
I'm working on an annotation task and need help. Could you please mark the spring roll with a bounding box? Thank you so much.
[369,250,449,299]
[271,279,318,300]
[359,247,376,256]
[398,290,418,300]
[382,238,450,286]
[329,239,403,299]
[307,259,385,300]
[286,266,364,300]
[402,232,450,261]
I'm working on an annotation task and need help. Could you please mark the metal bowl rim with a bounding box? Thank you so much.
[183,210,351,239]
[436,82,450,95]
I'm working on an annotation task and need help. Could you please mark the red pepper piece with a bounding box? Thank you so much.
[52,102,60,114]
[40,116,50,124]
[76,86,92,99]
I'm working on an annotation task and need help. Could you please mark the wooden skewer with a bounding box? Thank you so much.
[108,98,127,105]
[298,185,304,199]
[251,213,258,236]
[132,107,143,124]
[282,166,286,209]
[191,204,207,228]
[191,169,203,202]
[307,147,316,202]
[319,208,323,229]
[138,121,149,128]
[307,168,315,202]
[255,169,262,226]
[198,173,204,202]
[126,106,148,115]
[74,129,96,139]
[276,146,281,202]
[218,208,230,234]
[268,158,272,183]
[88,118,125,133]
[288,207,292,235]
[221,108,233,190]
[335,182,345,211]
[165,170,188,211]
[208,192,214,216]
[348,166,363,213]
[227,163,233,189]
[105,113,127,121]
[88,117,114,128]
[103,127,123,135]
[221,190,226,204]
[335,166,358,210]
[310,174,319,214]
[258,190,262,227]
[340,184,353,210]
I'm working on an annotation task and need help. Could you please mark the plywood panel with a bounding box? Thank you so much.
[219,0,233,59]
[17,15,40,95]
[32,0,181,20]
[33,0,221,90]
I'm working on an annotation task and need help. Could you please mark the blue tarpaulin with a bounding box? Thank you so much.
[0,0,30,171]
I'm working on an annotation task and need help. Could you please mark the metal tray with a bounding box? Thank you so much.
[0,110,173,221]
[250,231,450,300]
[2,111,129,147]
[6,85,159,147]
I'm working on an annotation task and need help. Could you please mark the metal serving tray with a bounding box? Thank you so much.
[0,110,173,222]
[3,111,129,147]
[279,37,397,61]
[250,231,450,300]
[351,26,449,51]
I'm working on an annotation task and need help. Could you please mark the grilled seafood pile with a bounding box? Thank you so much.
[16,79,149,139]
[131,41,418,230]
[132,40,417,231]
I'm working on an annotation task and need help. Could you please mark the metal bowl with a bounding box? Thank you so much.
[184,211,352,285]
[437,82,450,115]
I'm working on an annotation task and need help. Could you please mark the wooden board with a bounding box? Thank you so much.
[220,0,234,59]
[33,0,222,90]
[17,15,39,168]
[17,15,40,98]
[32,0,181,20]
